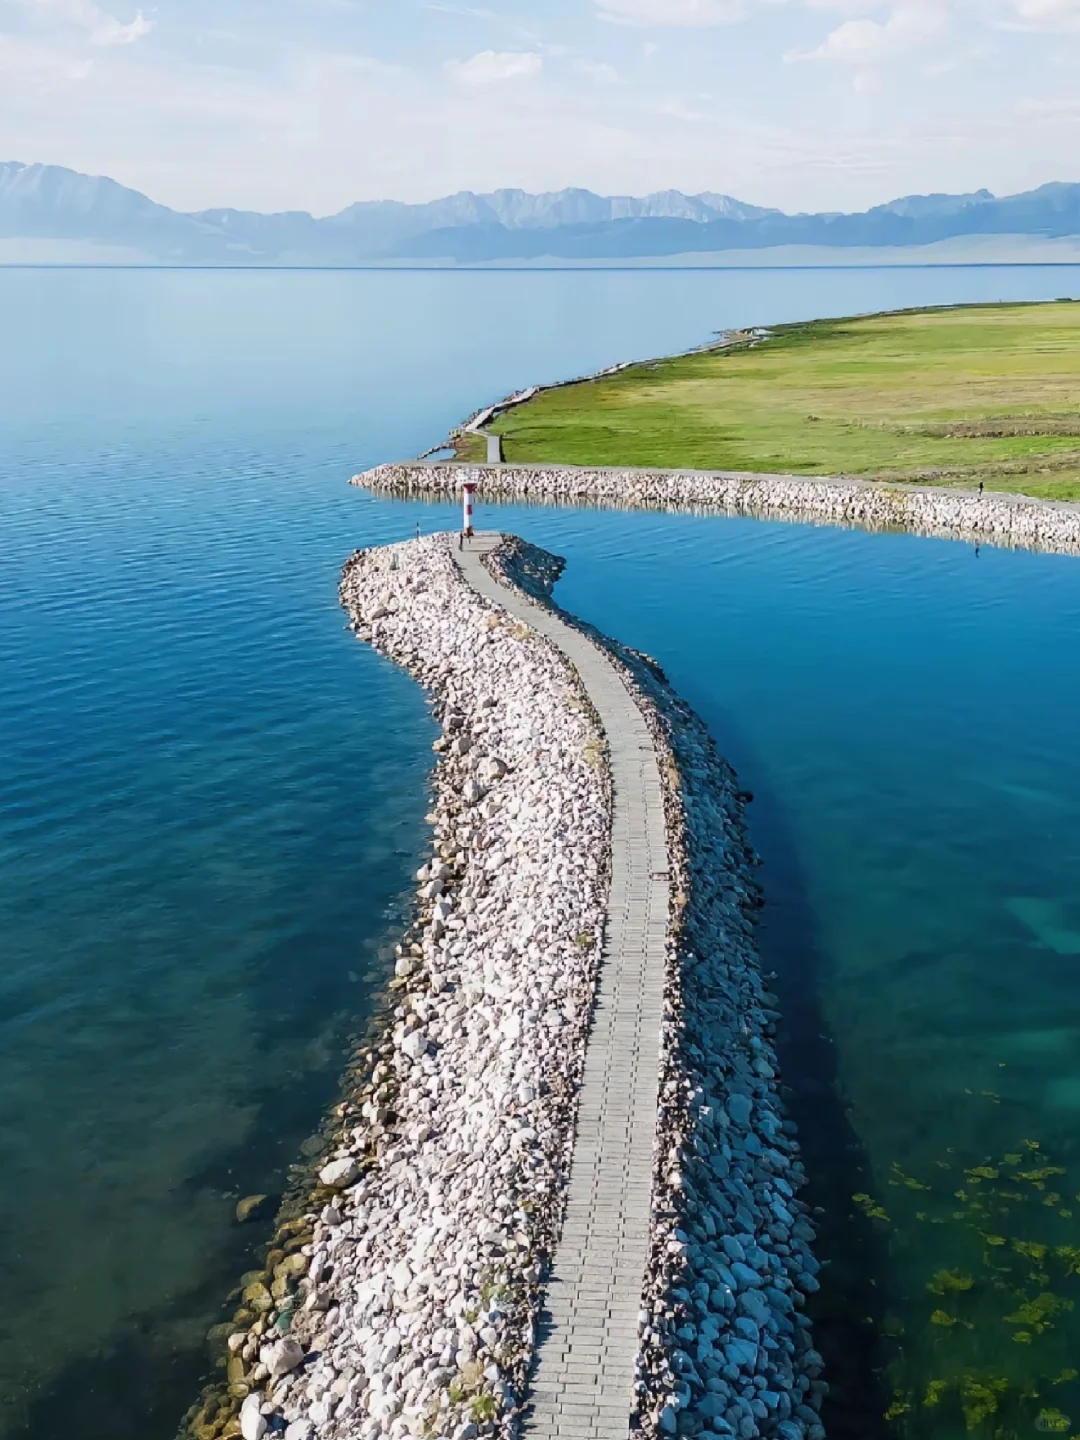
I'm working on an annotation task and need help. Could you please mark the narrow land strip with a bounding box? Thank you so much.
[456,534,670,1440]
[357,461,1080,554]
[189,533,825,1440]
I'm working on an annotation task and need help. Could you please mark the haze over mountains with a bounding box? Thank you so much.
[4,162,1080,266]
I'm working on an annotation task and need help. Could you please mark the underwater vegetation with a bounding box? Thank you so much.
[854,1132,1080,1438]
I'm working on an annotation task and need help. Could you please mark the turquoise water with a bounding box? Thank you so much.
[502,510,1080,1439]
[3,266,1080,1440]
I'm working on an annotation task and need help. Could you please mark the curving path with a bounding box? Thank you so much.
[455,534,670,1440]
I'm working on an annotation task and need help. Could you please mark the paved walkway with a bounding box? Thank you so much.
[455,534,669,1440]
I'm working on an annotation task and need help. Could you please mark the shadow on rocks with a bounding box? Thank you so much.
[704,711,891,1440]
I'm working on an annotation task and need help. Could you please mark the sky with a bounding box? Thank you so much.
[1,0,1078,215]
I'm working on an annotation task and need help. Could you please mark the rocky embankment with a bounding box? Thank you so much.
[211,531,825,1440]
[490,539,826,1440]
[355,462,1080,555]
[222,534,610,1440]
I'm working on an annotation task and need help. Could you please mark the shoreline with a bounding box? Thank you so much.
[491,537,825,1439]
[191,532,824,1440]
[355,462,1080,556]
[434,300,1080,510]
[451,331,755,452]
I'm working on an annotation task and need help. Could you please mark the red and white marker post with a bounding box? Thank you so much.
[462,480,476,540]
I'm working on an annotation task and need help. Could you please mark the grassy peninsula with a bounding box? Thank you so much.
[476,301,1080,501]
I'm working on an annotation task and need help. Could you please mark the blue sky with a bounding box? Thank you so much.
[1,0,1077,213]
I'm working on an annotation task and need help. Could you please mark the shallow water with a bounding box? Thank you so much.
[3,264,1080,1439]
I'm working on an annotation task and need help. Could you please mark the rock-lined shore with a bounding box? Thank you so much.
[211,532,824,1440]
[354,462,1080,555]
[223,534,611,1440]
[491,539,825,1440]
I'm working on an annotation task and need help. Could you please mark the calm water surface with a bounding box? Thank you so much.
[3,265,1080,1440]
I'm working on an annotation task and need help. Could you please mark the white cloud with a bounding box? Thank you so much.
[810,0,1080,33]
[16,0,153,45]
[96,12,150,43]
[4,0,1080,221]
[91,10,151,45]
[423,3,503,17]
[655,94,712,119]
[787,4,946,59]
[0,30,93,79]
[986,0,1080,29]
[444,49,543,83]
[1015,94,1080,113]
[596,0,744,27]
[574,57,621,82]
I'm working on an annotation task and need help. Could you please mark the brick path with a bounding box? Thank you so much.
[456,534,669,1440]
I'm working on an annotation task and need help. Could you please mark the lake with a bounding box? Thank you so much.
[2,264,1080,1440]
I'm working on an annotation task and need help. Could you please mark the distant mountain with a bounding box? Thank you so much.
[2,162,1080,265]
[0,162,227,259]
[870,189,995,219]
[186,186,781,260]
[395,184,1080,261]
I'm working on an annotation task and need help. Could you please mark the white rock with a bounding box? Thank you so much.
[319,1156,360,1188]
[239,1393,267,1440]
[401,1030,428,1061]
[262,1336,305,1379]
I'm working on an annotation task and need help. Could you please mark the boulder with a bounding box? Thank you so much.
[239,1394,267,1440]
[235,1194,270,1225]
[261,1336,304,1379]
[318,1156,360,1189]
[401,1029,429,1061]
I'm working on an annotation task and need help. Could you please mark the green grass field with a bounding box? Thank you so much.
[478,302,1080,501]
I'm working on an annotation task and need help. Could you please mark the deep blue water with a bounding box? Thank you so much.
[3,265,1080,1440]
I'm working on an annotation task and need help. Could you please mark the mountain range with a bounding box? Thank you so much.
[4,162,1080,265]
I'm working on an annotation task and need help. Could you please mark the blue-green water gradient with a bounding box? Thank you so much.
[3,265,1080,1440]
